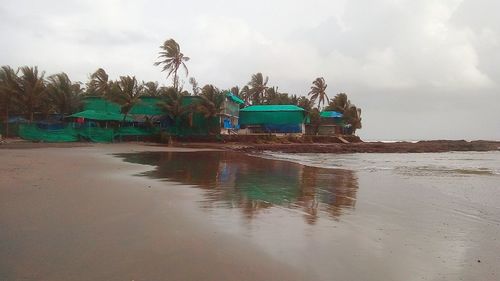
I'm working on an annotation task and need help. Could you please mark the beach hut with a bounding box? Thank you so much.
[318,111,344,135]
[220,92,245,134]
[239,105,306,134]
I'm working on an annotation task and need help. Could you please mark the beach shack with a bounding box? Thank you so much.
[318,111,344,135]
[239,105,306,134]
[220,92,245,134]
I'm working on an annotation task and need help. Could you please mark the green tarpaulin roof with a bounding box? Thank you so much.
[240,105,304,112]
[69,110,133,121]
[226,93,245,105]
[320,111,343,118]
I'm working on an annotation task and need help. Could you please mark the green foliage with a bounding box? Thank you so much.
[16,66,47,122]
[86,68,110,97]
[157,87,189,121]
[46,73,83,115]
[246,73,269,105]
[141,81,162,96]
[109,76,144,122]
[325,93,362,134]
[197,85,225,134]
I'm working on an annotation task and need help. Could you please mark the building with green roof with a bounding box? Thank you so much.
[239,105,306,134]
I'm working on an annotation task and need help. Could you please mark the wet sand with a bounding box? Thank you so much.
[0,144,311,281]
[1,143,499,281]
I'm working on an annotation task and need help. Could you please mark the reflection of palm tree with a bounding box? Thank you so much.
[299,166,320,224]
[154,39,190,91]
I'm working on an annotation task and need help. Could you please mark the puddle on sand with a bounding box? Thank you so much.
[115,151,359,224]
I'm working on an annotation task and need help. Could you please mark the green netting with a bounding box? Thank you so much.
[83,96,164,116]
[78,126,116,143]
[116,126,159,136]
[129,97,164,115]
[18,124,159,143]
[19,124,79,142]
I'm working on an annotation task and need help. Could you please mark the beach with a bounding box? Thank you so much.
[0,144,310,281]
[1,143,499,280]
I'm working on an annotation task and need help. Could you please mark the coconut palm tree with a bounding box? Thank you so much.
[247,73,269,105]
[0,66,19,137]
[141,81,162,96]
[325,93,362,134]
[87,68,111,97]
[198,86,224,114]
[188,77,200,95]
[16,66,46,122]
[297,96,314,112]
[154,39,190,91]
[46,73,82,116]
[197,85,225,135]
[325,93,350,112]
[240,85,251,104]
[343,105,362,134]
[110,76,143,123]
[308,77,329,109]
[157,87,189,122]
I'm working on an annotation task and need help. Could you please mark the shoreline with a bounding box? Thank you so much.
[1,139,499,153]
[175,139,500,154]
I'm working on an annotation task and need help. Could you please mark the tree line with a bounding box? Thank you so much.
[0,38,362,136]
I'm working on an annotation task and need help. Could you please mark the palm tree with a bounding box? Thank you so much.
[46,73,82,116]
[0,66,19,137]
[240,85,251,104]
[16,66,46,122]
[325,93,362,135]
[297,96,314,112]
[247,73,269,105]
[154,39,190,91]
[189,77,200,95]
[110,76,143,123]
[157,87,189,123]
[308,77,329,109]
[87,68,111,97]
[343,105,362,134]
[141,81,162,96]
[325,93,350,112]
[230,86,239,96]
[197,85,225,134]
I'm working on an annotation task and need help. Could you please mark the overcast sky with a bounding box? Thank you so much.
[1,0,499,140]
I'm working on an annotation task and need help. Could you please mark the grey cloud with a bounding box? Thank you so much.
[0,0,498,140]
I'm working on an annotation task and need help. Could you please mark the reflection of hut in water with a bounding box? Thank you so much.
[117,151,359,224]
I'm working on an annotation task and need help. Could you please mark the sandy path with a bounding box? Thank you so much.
[0,144,310,281]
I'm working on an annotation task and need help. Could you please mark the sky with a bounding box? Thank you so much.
[0,0,499,140]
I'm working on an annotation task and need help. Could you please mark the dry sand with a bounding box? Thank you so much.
[0,143,311,281]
